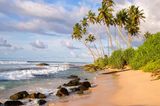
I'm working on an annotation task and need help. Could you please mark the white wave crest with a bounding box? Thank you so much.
[0,65,69,80]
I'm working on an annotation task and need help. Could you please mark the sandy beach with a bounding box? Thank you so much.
[50,70,160,106]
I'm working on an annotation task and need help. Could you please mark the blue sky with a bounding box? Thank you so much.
[0,0,159,62]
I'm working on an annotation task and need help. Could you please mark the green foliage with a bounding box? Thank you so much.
[130,32,160,69]
[108,49,125,69]
[94,55,108,69]
[141,59,160,72]
[82,64,98,72]
[123,48,135,65]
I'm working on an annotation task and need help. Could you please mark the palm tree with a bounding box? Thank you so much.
[114,8,130,47]
[72,23,96,61]
[97,0,115,55]
[85,34,101,57]
[125,5,145,46]
[87,10,105,57]
[144,31,151,40]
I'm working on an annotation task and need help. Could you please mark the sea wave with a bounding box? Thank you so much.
[0,61,28,65]
[0,65,69,80]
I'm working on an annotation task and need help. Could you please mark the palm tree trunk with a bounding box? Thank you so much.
[83,42,96,61]
[93,43,101,58]
[128,34,132,47]
[96,24,105,57]
[117,26,130,47]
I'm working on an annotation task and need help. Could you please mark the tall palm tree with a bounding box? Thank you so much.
[85,34,101,57]
[87,10,105,57]
[114,8,130,47]
[125,5,145,46]
[72,23,96,61]
[97,0,115,55]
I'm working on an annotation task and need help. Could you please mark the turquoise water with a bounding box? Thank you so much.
[0,61,96,101]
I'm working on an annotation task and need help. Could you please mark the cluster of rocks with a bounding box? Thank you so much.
[56,75,92,97]
[0,75,92,106]
[0,91,47,106]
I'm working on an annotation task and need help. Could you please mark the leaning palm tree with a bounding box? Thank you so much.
[87,10,105,57]
[114,8,130,47]
[125,5,145,46]
[85,34,101,58]
[97,0,115,55]
[72,23,96,61]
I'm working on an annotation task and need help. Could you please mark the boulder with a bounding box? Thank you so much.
[36,63,49,66]
[56,87,69,97]
[78,85,89,91]
[28,92,46,99]
[63,78,80,86]
[70,87,80,92]
[10,91,29,100]
[0,102,2,105]
[81,81,91,88]
[4,101,24,106]
[67,75,79,79]
[37,99,47,105]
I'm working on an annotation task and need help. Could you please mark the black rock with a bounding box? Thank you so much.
[78,85,89,91]
[77,90,84,94]
[4,101,24,106]
[63,78,80,86]
[37,99,47,105]
[56,87,69,97]
[0,102,2,106]
[67,75,79,79]
[10,91,29,100]
[36,63,49,66]
[81,81,91,88]
[28,92,46,99]
[70,87,80,92]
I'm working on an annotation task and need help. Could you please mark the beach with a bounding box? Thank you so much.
[51,70,160,106]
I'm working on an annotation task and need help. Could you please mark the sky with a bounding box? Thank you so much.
[0,0,159,62]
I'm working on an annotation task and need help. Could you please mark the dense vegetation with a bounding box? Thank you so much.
[84,32,160,73]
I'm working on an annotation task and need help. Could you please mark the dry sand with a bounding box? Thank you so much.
[112,70,160,106]
[48,70,160,106]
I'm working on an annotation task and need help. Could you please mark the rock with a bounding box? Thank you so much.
[81,81,91,88]
[57,86,62,89]
[63,78,80,86]
[28,92,46,99]
[78,85,89,91]
[36,63,49,66]
[10,91,29,100]
[56,87,69,97]
[67,75,79,79]
[0,102,2,105]
[4,101,24,106]
[70,87,80,92]
[37,99,47,105]
[77,90,84,94]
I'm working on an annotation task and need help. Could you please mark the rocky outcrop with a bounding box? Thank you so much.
[37,99,47,105]
[4,101,24,106]
[56,87,69,97]
[36,63,49,66]
[63,78,80,86]
[28,92,46,99]
[10,91,29,100]
[67,75,79,79]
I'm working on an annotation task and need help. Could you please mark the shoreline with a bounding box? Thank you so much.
[50,70,160,106]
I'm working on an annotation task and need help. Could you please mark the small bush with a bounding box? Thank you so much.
[94,55,108,69]
[141,59,160,72]
[123,48,135,65]
[130,32,160,69]
[108,49,125,69]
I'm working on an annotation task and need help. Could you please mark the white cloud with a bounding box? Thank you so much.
[61,40,80,50]
[30,40,47,49]
[0,37,12,47]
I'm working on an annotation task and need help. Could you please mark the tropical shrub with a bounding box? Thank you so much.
[130,32,160,69]
[94,55,108,69]
[123,47,135,65]
[108,49,125,69]
[141,59,160,72]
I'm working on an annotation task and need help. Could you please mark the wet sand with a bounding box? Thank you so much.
[49,70,160,106]
[49,74,117,106]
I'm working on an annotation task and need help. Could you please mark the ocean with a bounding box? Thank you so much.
[0,60,96,105]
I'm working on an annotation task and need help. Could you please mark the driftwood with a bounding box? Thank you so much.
[101,69,130,75]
